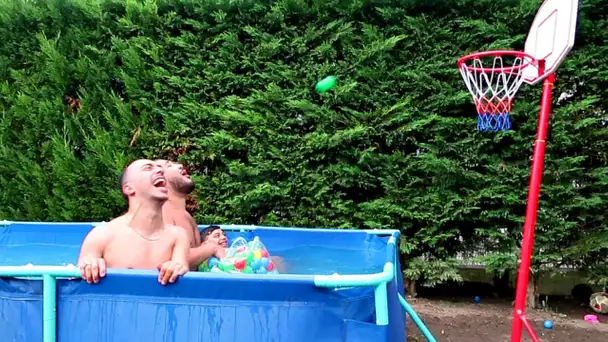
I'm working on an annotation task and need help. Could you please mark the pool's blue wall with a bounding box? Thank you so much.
[0,222,406,342]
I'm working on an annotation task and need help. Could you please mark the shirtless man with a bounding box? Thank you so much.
[77,159,190,285]
[155,159,218,270]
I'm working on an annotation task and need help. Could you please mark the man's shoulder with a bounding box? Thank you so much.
[164,207,196,228]
[95,215,135,234]
[162,206,187,222]
[95,219,126,232]
[165,223,190,240]
[84,222,114,243]
[177,208,195,222]
[107,214,132,226]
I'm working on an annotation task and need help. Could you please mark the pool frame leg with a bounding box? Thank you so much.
[374,282,389,325]
[398,293,437,342]
[43,274,57,342]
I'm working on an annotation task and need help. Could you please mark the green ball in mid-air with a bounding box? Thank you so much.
[315,76,337,93]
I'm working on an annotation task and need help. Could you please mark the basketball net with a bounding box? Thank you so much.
[458,52,534,132]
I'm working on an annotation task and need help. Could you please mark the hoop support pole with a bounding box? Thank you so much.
[510,73,556,342]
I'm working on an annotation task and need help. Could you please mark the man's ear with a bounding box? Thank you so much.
[122,184,135,197]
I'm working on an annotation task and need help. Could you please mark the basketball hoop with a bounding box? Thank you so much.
[458,50,540,132]
[457,2,579,342]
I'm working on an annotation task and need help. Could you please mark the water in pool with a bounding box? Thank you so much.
[0,244,81,267]
[277,245,385,275]
[0,244,385,275]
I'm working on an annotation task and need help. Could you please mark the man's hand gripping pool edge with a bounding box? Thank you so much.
[78,258,107,284]
[157,260,188,285]
[78,258,188,286]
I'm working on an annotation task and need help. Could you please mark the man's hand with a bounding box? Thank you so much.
[214,246,227,259]
[271,256,287,273]
[187,241,219,269]
[77,225,109,284]
[157,261,188,285]
[78,258,107,284]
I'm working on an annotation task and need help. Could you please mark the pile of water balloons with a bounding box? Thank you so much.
[198,236,279,274]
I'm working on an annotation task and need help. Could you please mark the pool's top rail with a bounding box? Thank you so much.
[1,220,400,235]
[0,221,400,287]
[210,223,400,237]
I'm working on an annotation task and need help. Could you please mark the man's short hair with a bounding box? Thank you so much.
[118,165,130,200]
[200,225,222,241]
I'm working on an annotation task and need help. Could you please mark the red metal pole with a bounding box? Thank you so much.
[510,73,556,342]
[519,313,540,342]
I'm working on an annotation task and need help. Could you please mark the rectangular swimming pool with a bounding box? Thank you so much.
[0,221,406,342]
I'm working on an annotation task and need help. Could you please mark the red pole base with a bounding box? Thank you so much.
[519,311,540,342]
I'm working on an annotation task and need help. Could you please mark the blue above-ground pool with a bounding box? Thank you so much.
[0,221,407,342]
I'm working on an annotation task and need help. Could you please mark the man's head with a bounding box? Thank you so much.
[200,225,228,248]
[155,159,195,196]
[119,159,168,204]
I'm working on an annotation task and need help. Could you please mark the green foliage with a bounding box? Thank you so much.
[405,257,464,288]
[0,0,606,285]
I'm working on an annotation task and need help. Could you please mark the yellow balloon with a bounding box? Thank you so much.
[253,251,262,259]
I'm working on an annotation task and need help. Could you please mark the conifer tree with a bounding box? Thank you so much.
[0,0,606,296]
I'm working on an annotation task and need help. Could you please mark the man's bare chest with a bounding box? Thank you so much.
[104,236,174,269]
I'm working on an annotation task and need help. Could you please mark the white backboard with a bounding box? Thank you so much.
[522,0,579,85]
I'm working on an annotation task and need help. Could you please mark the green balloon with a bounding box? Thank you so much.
[242,266,253,274]
[198,260,209,272]
[245,251,254,264]
[315,76,337,94]
[219,260,234,271]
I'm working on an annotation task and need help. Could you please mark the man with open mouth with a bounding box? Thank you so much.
[156,159,220,270]
[77,159,190,285]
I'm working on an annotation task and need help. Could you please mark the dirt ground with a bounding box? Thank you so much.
[406,297,608,341]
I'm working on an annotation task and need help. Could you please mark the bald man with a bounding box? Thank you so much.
[155,159,218,270]
[77,159,190,285]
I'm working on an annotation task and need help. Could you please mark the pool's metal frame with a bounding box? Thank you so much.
[0,221,436,342]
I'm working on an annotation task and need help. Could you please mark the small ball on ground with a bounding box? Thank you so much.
[474,296,481,303]
[543,320,553,329]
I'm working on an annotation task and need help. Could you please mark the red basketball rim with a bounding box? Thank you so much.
[458,50,537,73]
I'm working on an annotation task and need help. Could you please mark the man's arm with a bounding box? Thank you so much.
[171,227,190,268]
[158,226,190,285]
[188,215,202,246]
[77,226,108,284]
[188,243,218,270]
[170,212,217,269]
[271,256,287,273]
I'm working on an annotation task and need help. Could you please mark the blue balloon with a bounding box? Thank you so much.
[250,259,261,269]
[260,257,270,268]
[256,267,268,274]
[208,257,219,268]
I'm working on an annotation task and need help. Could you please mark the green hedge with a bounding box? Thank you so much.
[1,0,607,286]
